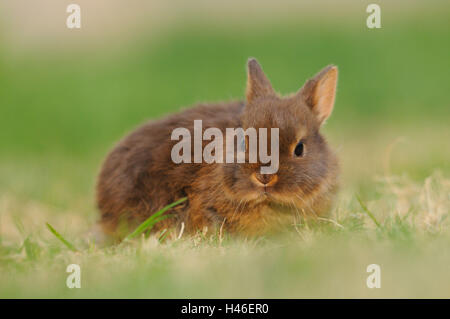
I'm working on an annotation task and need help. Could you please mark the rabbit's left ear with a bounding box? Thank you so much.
[299,65,338,125]
[246,58,276,103]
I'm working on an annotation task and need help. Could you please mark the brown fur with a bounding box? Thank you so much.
[96,59,339,240]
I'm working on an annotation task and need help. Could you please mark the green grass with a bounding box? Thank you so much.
[0,3,449,298]
[1,173,449,298]
[45,223,78,252]
[124,197,187,241]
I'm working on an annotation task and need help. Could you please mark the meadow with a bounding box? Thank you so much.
[0,1,449,298]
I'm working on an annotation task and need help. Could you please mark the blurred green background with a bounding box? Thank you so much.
[1,1,449,196]
[0,0,449,298]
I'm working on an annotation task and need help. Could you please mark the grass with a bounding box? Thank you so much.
[356,195,382,229]
[45,223,78,252]
[124,197,187,241]
[0,3,449,298]
[1,172,449,298]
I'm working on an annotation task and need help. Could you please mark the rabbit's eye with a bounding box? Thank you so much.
[294,142,304,157]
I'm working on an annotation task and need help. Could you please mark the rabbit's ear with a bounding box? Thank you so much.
[246,58,276,103]
[299,65,338,125]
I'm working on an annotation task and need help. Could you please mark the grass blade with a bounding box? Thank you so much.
[356,195,382,229]
[158,229,169,243]
[145,214,173,238]
[46,222,78,252]
[124,197,187,241]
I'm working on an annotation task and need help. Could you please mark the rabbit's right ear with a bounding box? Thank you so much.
[246,58,276,103]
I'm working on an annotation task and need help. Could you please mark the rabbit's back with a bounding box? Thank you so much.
[96,101,244,238]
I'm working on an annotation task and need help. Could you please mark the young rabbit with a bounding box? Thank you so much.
[96,58,339,239]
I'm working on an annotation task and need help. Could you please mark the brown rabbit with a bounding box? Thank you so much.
[96,58,339,240]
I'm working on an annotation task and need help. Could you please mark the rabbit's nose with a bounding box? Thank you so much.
[252,173,278,187]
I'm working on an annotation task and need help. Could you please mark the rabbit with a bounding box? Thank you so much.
[96,58,339,240]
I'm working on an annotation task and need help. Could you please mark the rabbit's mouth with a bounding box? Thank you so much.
[256,189,304,206]
[252,186,278,204]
